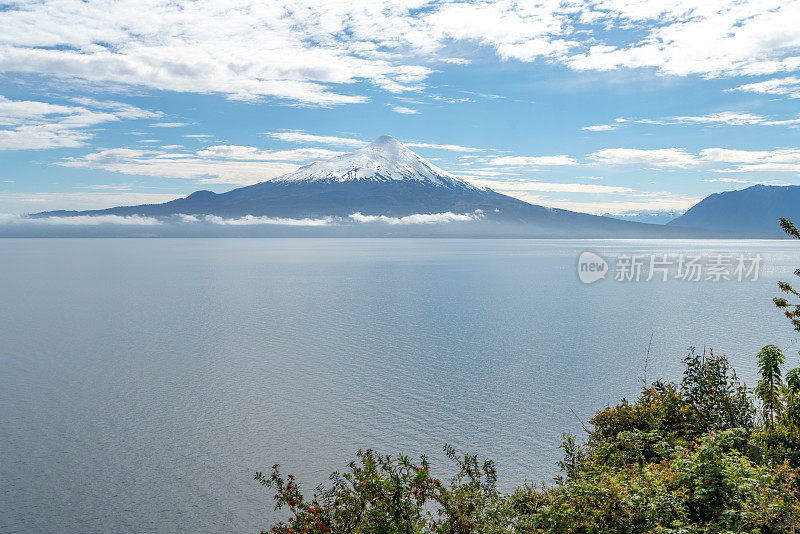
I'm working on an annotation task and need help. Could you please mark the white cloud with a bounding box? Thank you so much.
[699,148,800,163]
[507,193,701,216]
[150,122,192,128]
[68,97,161,120]
[404,142,483,153]
[582,124,617,131]
[389,105,420,114]
[712,163,800,173]
[699,148,800,173]
[265,130,484,152]
[183,211,482,225]
[0,123,91,150]
[701,177,790,184]
[583,146,800,174]
[0,213,162,225]
[667,112,765,126]
[760,116,800,126]
[729,76,800,99]
[200,214,335,226]
[83,184,134,191]
[264,131,368,147]
[625,111,799,127]
[195,145,343,161]
[0,1,422,105]
[454,168,522,178]
[0,0,797,107]
[348,211,481,225]
[442,57,471,65]
[60,147,301,184]
[487,155,579,166]
[563,1,800,77]
[589,148,700,168]
[472,178,635,194]
[0,94,160,150]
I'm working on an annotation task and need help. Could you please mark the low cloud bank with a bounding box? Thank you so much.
[1,211,484,227]
[180,214,336,226]
[180,212,483,225]
[348,211,482,225]
[0,213,162,225]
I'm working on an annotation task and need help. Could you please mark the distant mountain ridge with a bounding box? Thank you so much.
[668,184,800,237]
[31,135,709,237]
[603,210,686,225]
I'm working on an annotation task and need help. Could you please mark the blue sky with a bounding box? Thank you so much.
[1,0,799,216]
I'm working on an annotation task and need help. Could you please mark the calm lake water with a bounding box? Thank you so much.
[1,238,798,533]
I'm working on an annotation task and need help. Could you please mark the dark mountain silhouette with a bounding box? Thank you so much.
[668,184,800,237]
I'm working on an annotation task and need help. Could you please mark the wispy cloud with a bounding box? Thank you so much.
[699,148,800,163]
[0,213,162,225]
[666,112,765,126]
[388,105,420,115]
[196,145,343,161]
[197,214,334,226]
[82,184,135,191]
[348,211,481,224]
[700,148,800,173]
[487,155,579,166]
[587,146,800,174]
[582,124,617,132]
[506,194,702,216]
[59,147,301,185]
[701,177,789,184]
[588,111,800,130]
[404,142,483,153]
[186,212,482,225]
[729,76,800,99]
[150,122,193,128]
[264,131,367,147]
[589,148,701,168]
[473,178,634,194]
[265,130,484,152]
[0,95,160,150]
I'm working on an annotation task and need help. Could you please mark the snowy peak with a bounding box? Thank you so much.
[274,135,481,190]
[369,134,406,152]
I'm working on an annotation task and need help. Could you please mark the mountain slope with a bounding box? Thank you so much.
[668,184,800,237]
[32,135,704,237]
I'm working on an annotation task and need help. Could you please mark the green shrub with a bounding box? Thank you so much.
[255,351,800,533]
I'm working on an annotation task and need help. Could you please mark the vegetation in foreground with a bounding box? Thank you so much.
[255,220,800,533]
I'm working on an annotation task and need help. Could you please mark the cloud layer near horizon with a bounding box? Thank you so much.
[0,211,485,226]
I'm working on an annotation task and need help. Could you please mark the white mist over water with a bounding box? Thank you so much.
[1,238,796,533]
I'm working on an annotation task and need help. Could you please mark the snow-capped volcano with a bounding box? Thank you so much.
[30,134,701,238]
[275,135,480,190]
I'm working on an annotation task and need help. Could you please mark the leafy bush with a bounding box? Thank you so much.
[256,351,800,533]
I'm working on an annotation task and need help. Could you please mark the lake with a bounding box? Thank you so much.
[1,238,797,533]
